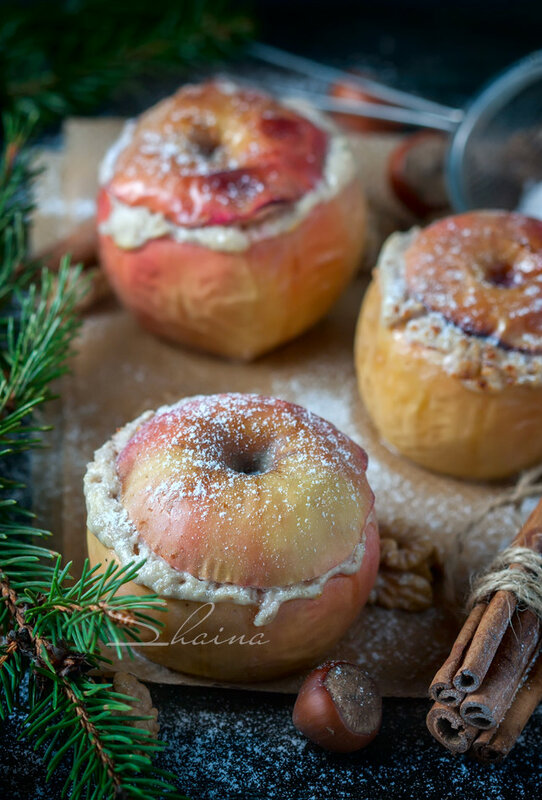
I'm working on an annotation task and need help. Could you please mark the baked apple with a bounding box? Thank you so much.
[85,393,380,681]
[97,81,366,359]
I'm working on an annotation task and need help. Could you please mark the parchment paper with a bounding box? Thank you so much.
[31,117,539,697]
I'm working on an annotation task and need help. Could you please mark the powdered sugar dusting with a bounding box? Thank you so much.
[99,124,356,253]
[378,226,542,390]
[85,394,373,625]
[102,80,335,231]
[157,689,542,800]
[404,212,542,354]
[118,394,371,587]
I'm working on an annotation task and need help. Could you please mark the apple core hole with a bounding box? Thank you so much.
[228,451,271,476]
[485,261,516,288]
[189,124,220,159]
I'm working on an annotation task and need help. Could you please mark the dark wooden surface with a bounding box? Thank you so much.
[2,3,542,798]
[1,685,542,800]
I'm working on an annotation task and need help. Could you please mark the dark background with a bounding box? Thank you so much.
[257,0,542,106]
[2,2,542,798]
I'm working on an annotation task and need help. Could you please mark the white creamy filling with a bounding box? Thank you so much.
[84,404,368,627]
[378,230,542,391]
[98,106,357,253]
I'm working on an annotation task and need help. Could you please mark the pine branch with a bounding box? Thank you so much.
[0,114,38,306]
[0,262,87,454]
[0,543,180,794]
[0,117,184,797]
[1,568,184,798]
[0,5,255,791]
[26,558,167,658]
[0,559,184,796]
[0,0,253,128]
[26,672,186,800]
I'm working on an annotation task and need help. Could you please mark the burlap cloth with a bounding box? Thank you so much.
[30,118,542,697]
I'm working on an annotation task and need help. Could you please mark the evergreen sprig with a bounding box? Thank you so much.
[0,111,184,800]
[26,558,165,658]
[0,263,85,453]
[0,0,253,127]
[0,6,254,794]
[26,675,179,800]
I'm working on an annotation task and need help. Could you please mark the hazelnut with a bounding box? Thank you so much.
[292,661,382,752]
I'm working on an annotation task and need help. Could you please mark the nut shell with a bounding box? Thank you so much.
[292,661,382,752]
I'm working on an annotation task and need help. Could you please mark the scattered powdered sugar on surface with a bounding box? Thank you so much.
[2,680,541,799]
[378,227,542,390]
[157,689,542,800]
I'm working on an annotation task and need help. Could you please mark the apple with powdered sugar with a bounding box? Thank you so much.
[97,81,366,360]
[85,393,379,681]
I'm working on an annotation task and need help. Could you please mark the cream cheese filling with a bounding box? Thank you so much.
[98,104,357,254]
[84,404,368,627]
[378,229,542,391]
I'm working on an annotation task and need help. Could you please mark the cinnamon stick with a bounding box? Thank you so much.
[453,592,516,693]
[459,608,539,729]
[426,703,478,754]
[472,652,542,762]
[427,497,542,758]
[429,602,486,705]
[451,500,542,695]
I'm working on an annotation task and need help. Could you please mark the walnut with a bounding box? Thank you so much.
[379,535,434,572]
[369,569,433,612]
[369,529,438,611]
[112,671,159,738]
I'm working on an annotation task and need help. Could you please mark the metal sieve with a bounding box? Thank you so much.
[250,44,542,214]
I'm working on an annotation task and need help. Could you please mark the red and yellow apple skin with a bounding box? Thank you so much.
[97,82,366,360]
[87,524,379,682]
[106,82,328,228]
[86,394,380,681]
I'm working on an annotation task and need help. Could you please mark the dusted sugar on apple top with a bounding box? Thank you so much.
[355,211,542,481]
[84,393,379,682]
[97,80,366,360]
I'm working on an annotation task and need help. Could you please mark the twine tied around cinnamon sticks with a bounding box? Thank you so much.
[427,495,542,762]
[469,546,542,617]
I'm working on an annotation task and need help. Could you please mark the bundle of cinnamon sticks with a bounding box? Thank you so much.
[427,498,542,762]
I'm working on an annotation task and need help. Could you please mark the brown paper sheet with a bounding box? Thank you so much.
[31,116,539,697]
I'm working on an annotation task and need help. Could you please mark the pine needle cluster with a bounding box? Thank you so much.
[0,2,253,795]
[0,120,186,798]
[1,0,253,126]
